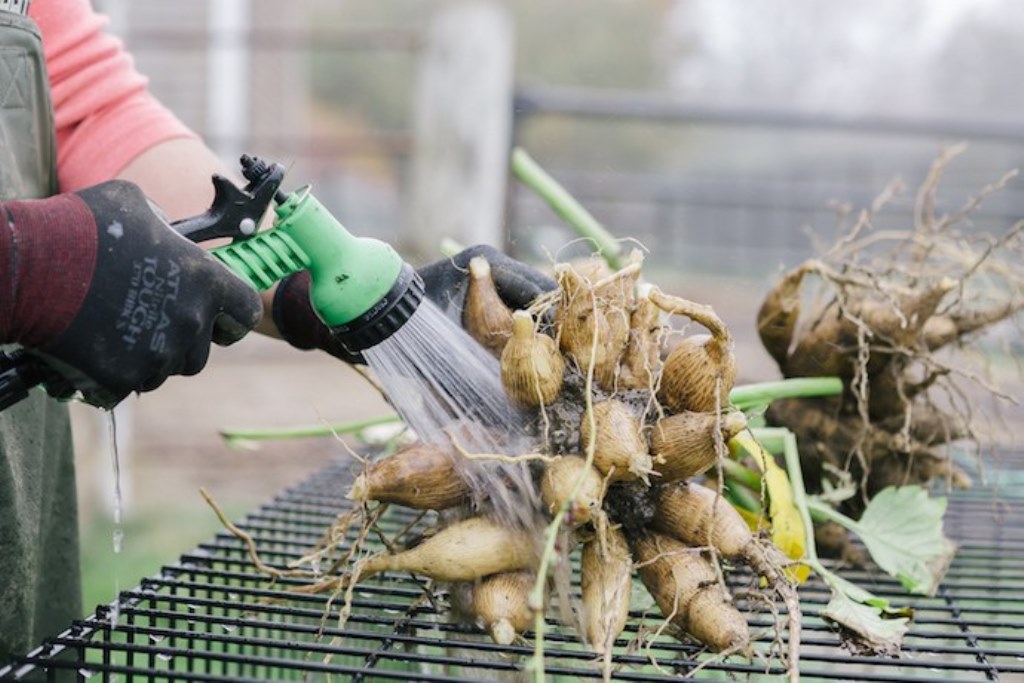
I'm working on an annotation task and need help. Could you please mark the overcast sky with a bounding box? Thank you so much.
[665,0,1022,120]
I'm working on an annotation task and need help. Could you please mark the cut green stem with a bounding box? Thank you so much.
[724,481,763,514]
[527,286,605,682]
[511,147,623,270]
[805,497,860,531]
[749,427,791,455]
[219,414,402,444]
[439,237,466,258]
[729,377,844,412]
[722,458,763,491]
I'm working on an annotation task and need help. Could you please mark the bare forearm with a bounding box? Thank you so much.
[115,138,283,337]
[115,137,228,221]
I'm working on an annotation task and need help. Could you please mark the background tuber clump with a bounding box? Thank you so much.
[757,146,1024,521]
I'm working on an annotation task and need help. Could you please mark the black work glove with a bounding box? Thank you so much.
[272,270,365,364]
[0,180,264,408]
[272,245,556,364]
[416,244,557,318]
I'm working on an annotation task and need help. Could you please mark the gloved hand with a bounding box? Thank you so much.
[0,180,263,408]
[416,244,557,316]
[272,245,557,363]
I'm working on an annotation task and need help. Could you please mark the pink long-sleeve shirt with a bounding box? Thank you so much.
[30,0,197,191]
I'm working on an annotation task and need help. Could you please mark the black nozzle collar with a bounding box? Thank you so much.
[330,263,424,353]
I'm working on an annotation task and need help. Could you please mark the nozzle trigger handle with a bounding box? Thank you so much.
[0,350,74,412]
[171,159,285,243]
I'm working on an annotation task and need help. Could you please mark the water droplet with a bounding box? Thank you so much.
[227,592,239,601]
[157,652,173,662]
[149,634,164,643]
[106,410,125,554]
[78,668,96,679]
[220,623,237,633]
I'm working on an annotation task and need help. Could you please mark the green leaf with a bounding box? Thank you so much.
[825,572,913,619]
[855,486,957,596]
[815,569,913,656]
[823,590,911,657]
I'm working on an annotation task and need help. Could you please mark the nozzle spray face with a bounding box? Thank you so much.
[330,262,425,352]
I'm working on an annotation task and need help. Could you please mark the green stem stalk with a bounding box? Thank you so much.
[729,377,843,411]
[722,458,763,491]
[805,497,865,536]
[725,481,763,514]
[439,237,466,258]
[767,428,905,613]
[528,289,604,681]
[511,147,623,270]
[749,427,791,454]
[219,414,401,444]
[780,429,820,565]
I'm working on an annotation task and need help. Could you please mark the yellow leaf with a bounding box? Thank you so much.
[735,505,769,532]
[731,431,811,583]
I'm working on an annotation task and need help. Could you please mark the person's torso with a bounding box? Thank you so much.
[0,4,81,667]
[0,7,57,200]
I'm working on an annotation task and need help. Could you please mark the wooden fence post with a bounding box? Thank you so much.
[405,1,515,259]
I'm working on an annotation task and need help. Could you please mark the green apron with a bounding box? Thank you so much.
[0,9,83,665]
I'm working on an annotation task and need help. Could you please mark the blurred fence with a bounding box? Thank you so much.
[508,85,1024,279]
[106,2,1024,280]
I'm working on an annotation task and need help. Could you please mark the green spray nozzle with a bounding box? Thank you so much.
[211,185,424,352]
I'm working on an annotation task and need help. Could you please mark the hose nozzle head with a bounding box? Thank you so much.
[330,262,424,352]
[270,187,424,352]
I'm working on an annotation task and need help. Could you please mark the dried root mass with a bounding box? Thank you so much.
[758,148,1024,514]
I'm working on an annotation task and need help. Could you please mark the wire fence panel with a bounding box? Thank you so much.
[4,456,1022,682]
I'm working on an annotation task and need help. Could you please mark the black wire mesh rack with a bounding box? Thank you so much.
[3,455,1023,682]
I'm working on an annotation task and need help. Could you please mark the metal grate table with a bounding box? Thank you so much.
[2,458,1023,682]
